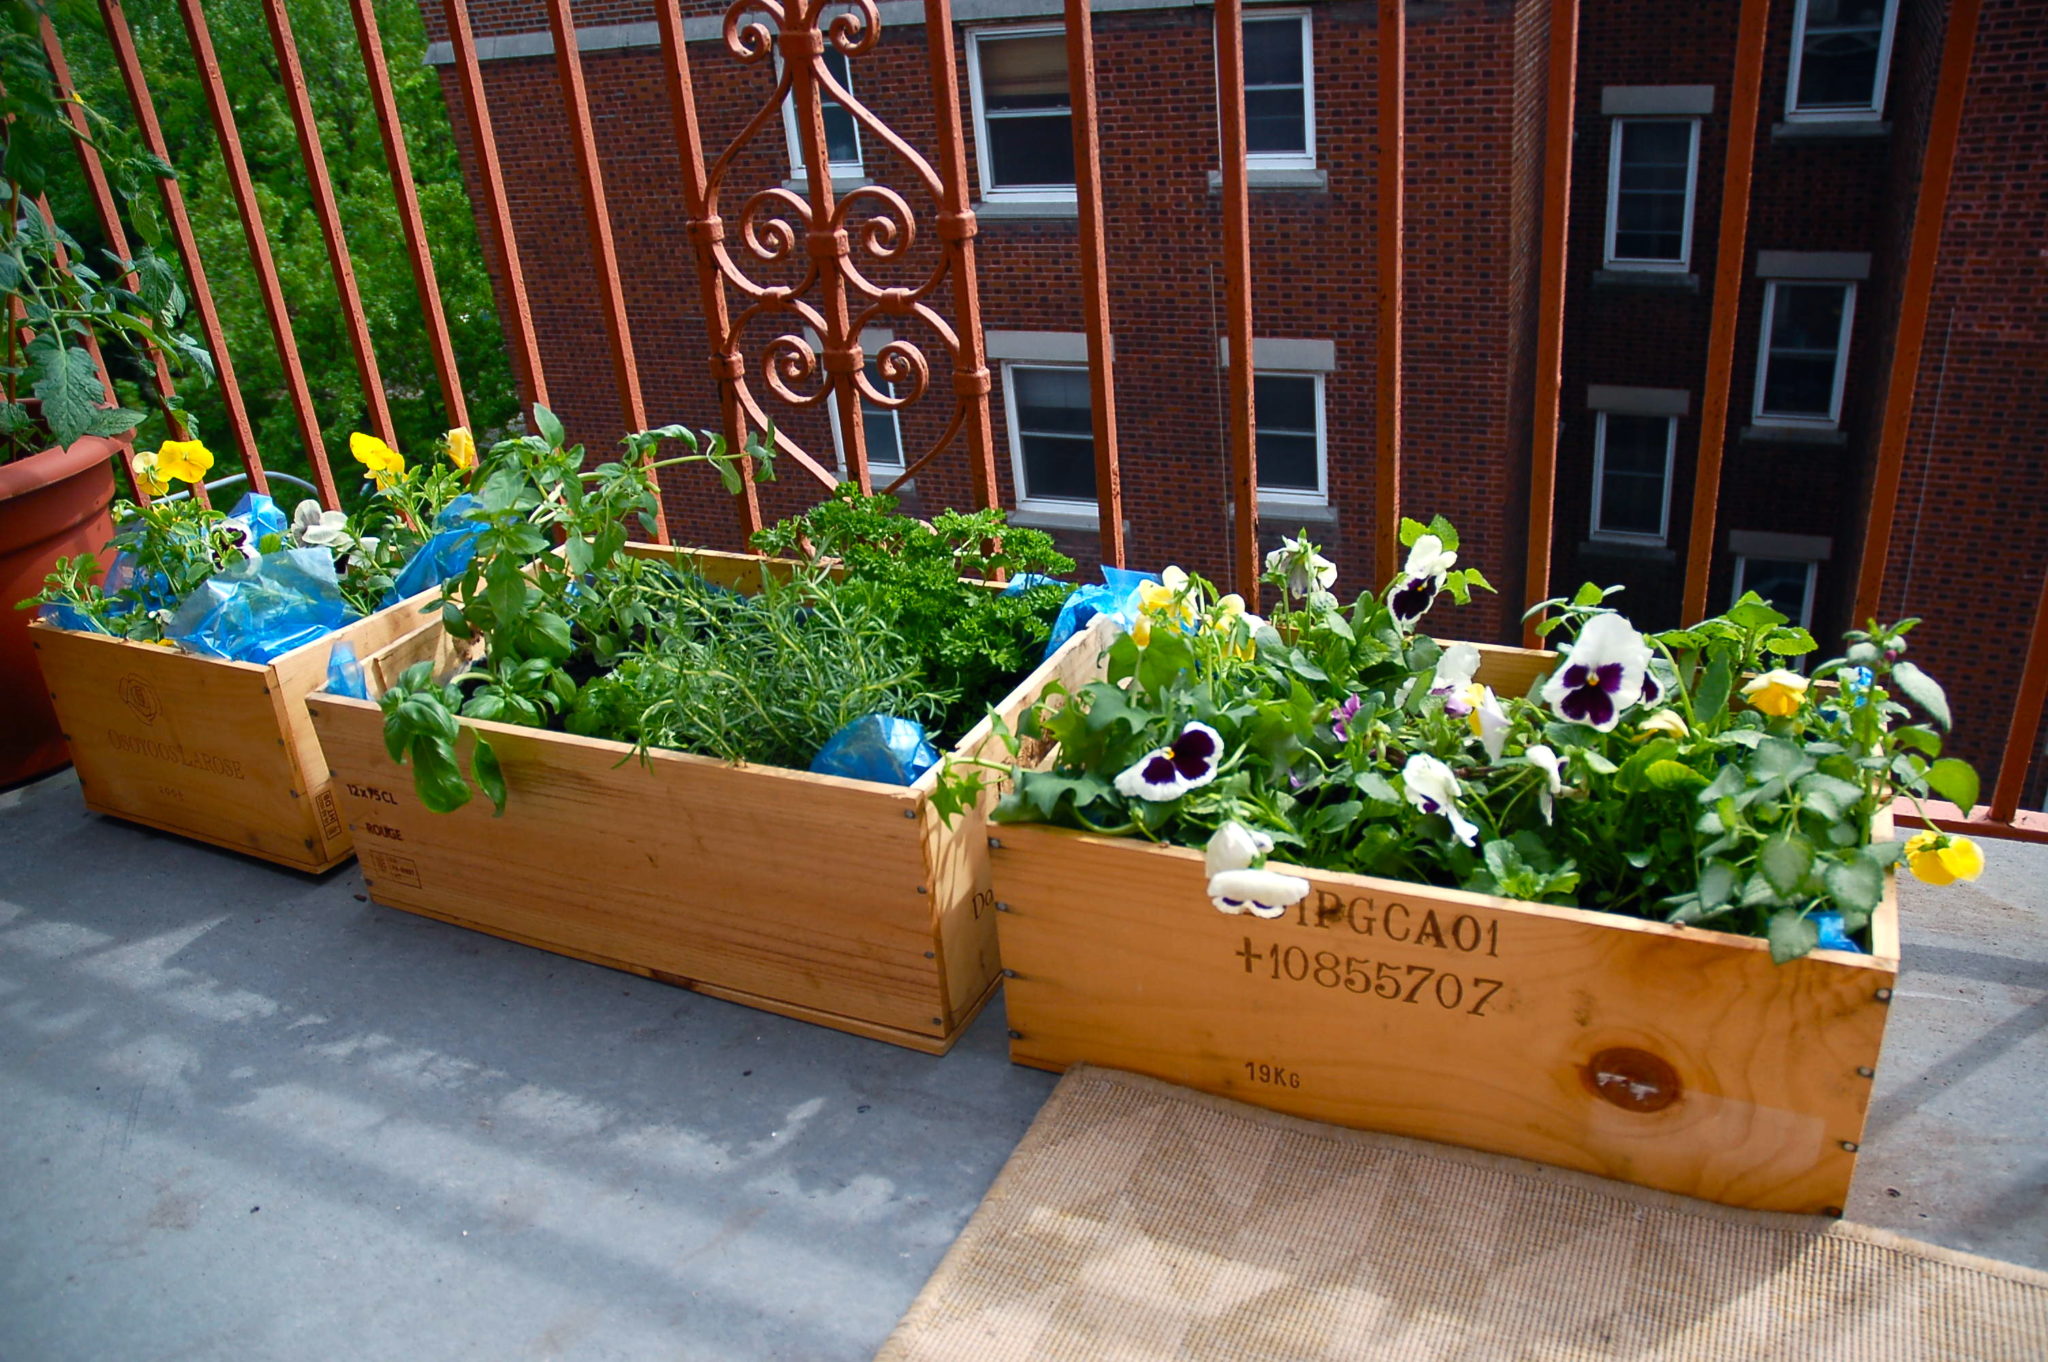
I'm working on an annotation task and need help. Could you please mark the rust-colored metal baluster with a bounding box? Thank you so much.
[544,0,666,541]
[262,0,394,448]
[785,0,868,495]
[99,0,261,492]
[1521,0,1578,647]
[1682,0,1771,625]
[1990,564,2048,824]
[1216,0,1258,595]
[1064,0,1124,568]
[176,0,337,507]
[1854,0,1981,624]
[1374,0,1404,587]
[653,0,760,538]
[443,0,547,418]
[922,0,998,513]
[36,16,183,502]
[349,0,468,433]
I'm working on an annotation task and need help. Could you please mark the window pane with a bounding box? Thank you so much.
[1595,414,1670,538]
[1254,376,1319,495]
[1611,121,1692,262]
[821,48,860,166]
[986,115,1075,188]
[1796,0,1888,109]
[981,35,1070,112]
[1014,367,1096,501]
[860,359,902,467]
[1740,558,1814,625]
[1243,19,1304,85]
[1245,89,1307,156]
[1761,284,1848,417]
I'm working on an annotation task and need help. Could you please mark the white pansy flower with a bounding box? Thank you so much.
[1401,752,1479,847]
[1204,821,1274,879]
[291,498,351,549]
[1539,612,1652,732]
[1209,867,1311,919]
[1113,722,1224,802]
[1526,744,1566,824]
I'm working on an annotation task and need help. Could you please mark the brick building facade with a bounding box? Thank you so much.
[418,0,2048,798]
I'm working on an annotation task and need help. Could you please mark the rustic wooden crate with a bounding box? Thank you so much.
[308,548,1113,1053]
[993,642,1899,1214]
[28,589,441,872]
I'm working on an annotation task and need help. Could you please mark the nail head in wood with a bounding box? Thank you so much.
[1875,988,1893,1003]
[1840,1140,1859,1153]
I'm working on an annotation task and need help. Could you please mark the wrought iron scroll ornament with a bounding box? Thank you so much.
[699,0,983,494]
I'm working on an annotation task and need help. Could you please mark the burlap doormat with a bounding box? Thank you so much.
[877,1066,2047,1361]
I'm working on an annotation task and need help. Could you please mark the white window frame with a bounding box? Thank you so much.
[1786,0,1900,122]
[1002,361,1095,512]
[965,25,1077,204]
[1253,369,1326,505]
[1753,279,1857,428]
[779,44,863,179]
[1603,118,1700,271]
[1732,555,1820,630]
[1588,410,1677,546]
[1233,9,1316,172]
[826,350,906,476]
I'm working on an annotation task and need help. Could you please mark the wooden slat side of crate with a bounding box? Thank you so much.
[309,585,1115,1051]
[29,590,439,871]
[995,823,1897,1214]
[917,616,1120,1023]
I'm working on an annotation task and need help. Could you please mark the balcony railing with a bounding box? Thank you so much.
[29,0,2042,838]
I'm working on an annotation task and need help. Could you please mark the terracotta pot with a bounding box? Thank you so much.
[0,437,117,786]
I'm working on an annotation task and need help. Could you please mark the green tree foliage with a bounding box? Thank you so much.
[48,0,517,505]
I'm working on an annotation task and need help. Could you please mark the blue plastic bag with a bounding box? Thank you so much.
[325,641,369,699]
[225,492,291,553]
[167,547,356,663]
[1021,564,1159,660]
[1811,911,1863,954]
[809,714,941,786]
[383,494,485,605]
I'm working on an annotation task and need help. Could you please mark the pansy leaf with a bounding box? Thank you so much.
[1572,582,1606,608]
[1823,853,1884,915]
[1697,860,1737,912]
[1890,661,1951,729]
[1893,725,1941,756]
[534,403,567,449]
[1760,834,1815,896]
[1693,654,1733,720]
[1764,628,1818,656]
[1925,757,1979,811]
[1727,592,1788,631]
[1766,909,1820,965]
[1398,517,1428,547]
[1646,759,1708,791]
[1355,772,1402,809]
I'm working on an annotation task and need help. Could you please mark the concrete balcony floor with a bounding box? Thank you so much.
[2,768,2043,1361]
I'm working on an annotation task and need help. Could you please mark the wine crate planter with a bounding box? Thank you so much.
[993,643,1900,1215]
[308,548,1114,1054]
[27,588,441,872]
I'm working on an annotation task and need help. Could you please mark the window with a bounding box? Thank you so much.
[828,355,905,473]
[1590,412,1677,544]
[968,28,1075,199]
[1787,0,1898,120]
[1754,281,1855,426]
[782,46,862,177]
[1604,119,1699,269]
[1003,364,1094,506]
[1240,13,1314,169]
[1733,556,1819,630]
[1253,372,1324,502]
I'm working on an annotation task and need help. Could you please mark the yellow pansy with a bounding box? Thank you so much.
[350,432,406,488]
[154,439,214,486]
[1130,611,1153,648]
[1638,708,1690,741]
[1902,831,1985,886]
[1741,669,1809,718]
[446,426,477,471]
[131,449,170,497]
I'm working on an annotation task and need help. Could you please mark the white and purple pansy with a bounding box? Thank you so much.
[1431,643,1482,711]
[1388,533,1458,627]
[1331,693,1363,741]
[1539,613,1652,732]
[1401,752,1480,847]
[1209,867,1311,919]
[1113,721,1224,802]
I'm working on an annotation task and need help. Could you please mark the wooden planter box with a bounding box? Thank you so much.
[28,589,440,872]
[993,644,1900,1214]
[308,548,1112,1054]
